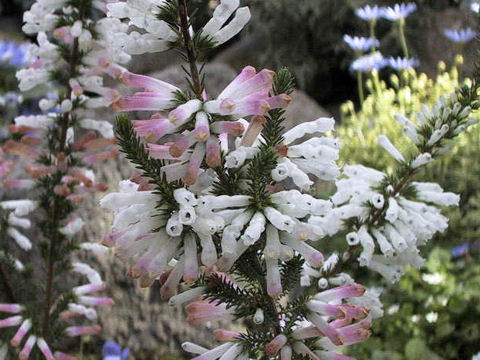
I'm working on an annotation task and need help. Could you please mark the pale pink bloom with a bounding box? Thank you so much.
[19,335,36,360]
[3,140,40,158]
[0,315,23,328]
[313,283,366,303]
[0,304,22,314]
[132,117,177,142]
[78,296,114,307]
[37,338,54,360]
[213,329,241,342]
[4,179,35,189]
[11,319,32,347]
[0,161,15,177]
[186,301,234,325]
[73,282,106,296]
[265,334,288,355]
[65,325,102,337]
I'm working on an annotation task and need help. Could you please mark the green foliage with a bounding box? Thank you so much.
[115,114,179,214]
[349,248,480,360]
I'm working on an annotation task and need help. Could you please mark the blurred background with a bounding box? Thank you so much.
[0,0,479,359]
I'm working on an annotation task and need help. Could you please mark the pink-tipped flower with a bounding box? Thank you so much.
[112,94,175,113]
[147,144,177,160]
[213,329,241,342]
[194,112,210,142]
[206,137,221,168]
[132,118,177,142]
[120,71,180,96]
[186,301,234,325]
[83,150,119,165]
[266,94,292,109]
[266,334,288,355]
[169,133,197,158]
[3,140,40,158]
[314,283,366,303]
[0,304,22,314]
[184,234,199,284]
[266,258,283,297]
[78,296,114,307]
[0,161,15,177]
[11,319,32,347]
[240,115,267,147]
[19,335,36,360]
[306,312,343,346]
[36,338,54,360]
[65,325,102,337]
[184,143,206,186]
[24,164,55,178]
[4,179,35,189]
[210,121,245,137]
[0,315,22,328]
[337,325,371,346]
[69,79,83,96]
[53,26,74,43]
[73,282,106,296]
[53,185,71,197]
[218,68,274,100]
[168,99,203,124]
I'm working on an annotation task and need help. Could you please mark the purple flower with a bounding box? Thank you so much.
[451,243,470,258]
[0,41,30,68]
[355,5,383,21]
[343,35,380,52]
[350,52,387,72]
[443,28,477,44]
[388,57,420,70]
[103,341,130,360]
[383,3,417,21]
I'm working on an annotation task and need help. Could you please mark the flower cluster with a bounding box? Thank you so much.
[348,3,419,74]
[0,0,126,358]
[355,3,417,22]
[331,91,476,282]
[83,0,480,359]
[0,264,113,359]
[106,0,250,56]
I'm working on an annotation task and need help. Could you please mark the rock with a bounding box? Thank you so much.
[128,50,180,76]
[283,90,331,131]
[149,62,239,98]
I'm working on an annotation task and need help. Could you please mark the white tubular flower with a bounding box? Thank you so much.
[357,226,375,267]
[271,117,340,189]
[202,1,251,46]
[411,153,432,168]
[378,135,405,162]
[59,218,85,236]
[107,0,177,55]
[413,182,460,206]
[72,262,103,285]
[16,68,50,92]
[225,146,259,168]
[333,159,460,281]
[79,119,114,138]
[241,212,266,245]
